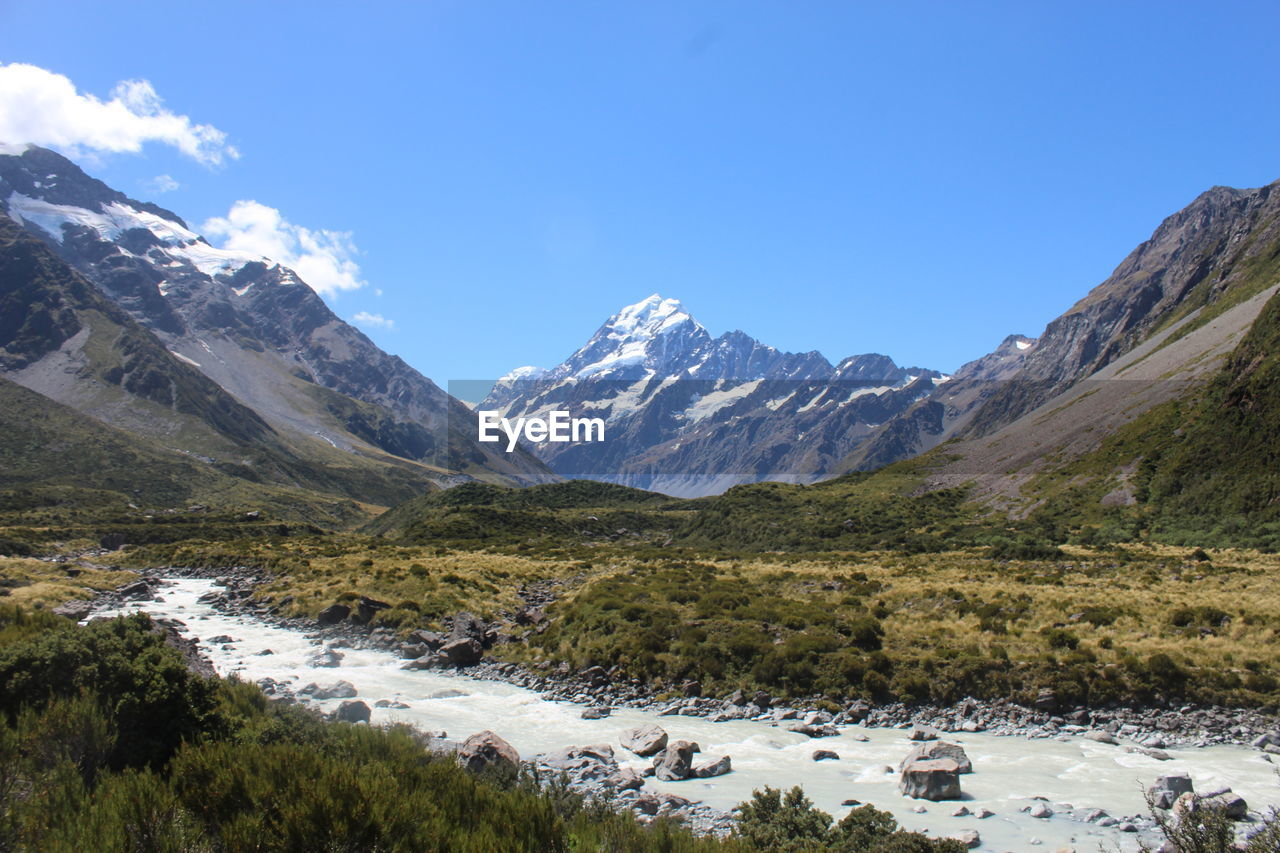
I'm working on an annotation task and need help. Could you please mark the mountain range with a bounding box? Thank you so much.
[483,294,955,496]
[485,178,1280,508]
[0,145,551,520]
[2,142,1278,529]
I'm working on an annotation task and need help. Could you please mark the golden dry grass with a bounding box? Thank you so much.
[0,556,136,610]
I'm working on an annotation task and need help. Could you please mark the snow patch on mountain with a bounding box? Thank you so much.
[684,379,762,423]
[6,191,264,278]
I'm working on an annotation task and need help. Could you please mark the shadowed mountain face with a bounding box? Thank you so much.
[484,294,946,496]
[0,145,553,498]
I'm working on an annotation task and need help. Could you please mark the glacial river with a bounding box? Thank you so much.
[93,578,1278,851]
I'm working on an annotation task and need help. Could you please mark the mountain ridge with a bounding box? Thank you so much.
[484,293,946,496]
[0,145,555,504]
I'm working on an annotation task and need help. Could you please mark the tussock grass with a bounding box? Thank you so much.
[0,556,135,610]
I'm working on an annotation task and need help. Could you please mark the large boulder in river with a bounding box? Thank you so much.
[652,740,698,781]
[335,700,371,724]
[536,744,618,785]
[1149,773,1194,810]
[316,604,350,625]
[693,755,732,778]
[459,730,519,774]
[788,722,840,738]
[307,680,358,700]
[621,724,669,757]
[436,637,483,666]
[900,741,973,774]
[308,647,344,668]
[899,758,962,801]
[117,580,156,600]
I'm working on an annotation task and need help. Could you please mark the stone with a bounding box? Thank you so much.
[899,758,962,801]
[581,706,611,720]
[909,724,939,741]
[900,740,973,774]
[354,596,392,625]
[316,603,350,625]
[117,580,154,599]
[306,680,357,700]
[580,665,609,687]
[788,723,840,738]
[308,647,344,668]
[812,750,840,761]
[621,724,669,757]
[693,755,732,778]
[1029,803,1054,819]
[681,680,702,697]
[52,601,93,621]
[976,808,995,819]
[514,605,546,626]
[652,740,698,781]
[436,637,483,666]
[450,612,490,644]
[1216,793,1248,819]
[1084,730,1117,745]
[335,700,371,723]
[952,829,981,849]
[458,730,519,774]
[1034,688,1059,712]
[1148,772,1194,810]
[952,806,970,817]
[845,700,871,723]
[608,767,645,790]
[410,630,446,650]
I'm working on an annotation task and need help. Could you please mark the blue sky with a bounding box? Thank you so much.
[3,1,1279,384]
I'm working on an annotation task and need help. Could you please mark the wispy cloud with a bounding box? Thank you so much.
[0,63,238,165]
[203,200,364,298]
[147,174,180,193]
[352,311,394,330]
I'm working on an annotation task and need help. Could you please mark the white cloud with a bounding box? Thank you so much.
[352,311,394,330]
[0,63,237,165]
[147,174,180,193]
[203,200,365,298]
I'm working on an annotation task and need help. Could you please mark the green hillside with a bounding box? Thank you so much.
[0,376,365,541]
[1024,289,1280,550]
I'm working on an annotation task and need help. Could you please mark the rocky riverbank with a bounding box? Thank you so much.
[93,564,1280,753]
[84,568,1280,846]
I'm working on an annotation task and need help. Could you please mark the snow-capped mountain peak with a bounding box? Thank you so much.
[557,294,709,381]
[498,365,549,383]
[607,293,699,338]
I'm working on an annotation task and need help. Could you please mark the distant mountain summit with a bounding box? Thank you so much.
[0,145,552,508]
[485,294,945,496]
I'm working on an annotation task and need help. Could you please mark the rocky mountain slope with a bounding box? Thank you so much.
[884,177,1280,517]
[484,295,946,496]
[957,181,1280,441]
[0,145,553,509]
